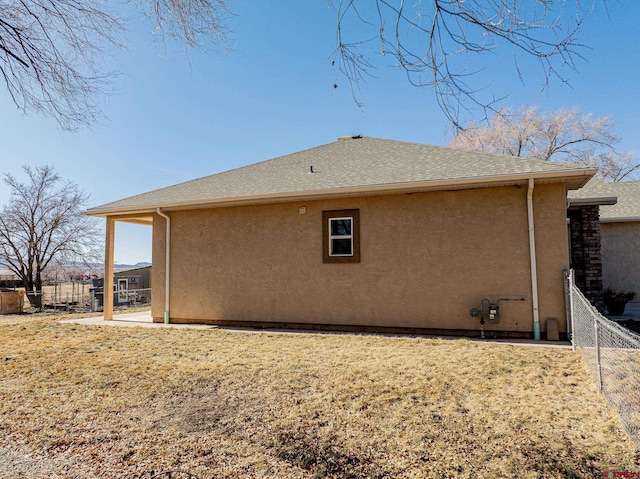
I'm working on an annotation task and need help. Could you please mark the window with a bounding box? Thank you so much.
[323,209,360,263]
[329,217,353,255]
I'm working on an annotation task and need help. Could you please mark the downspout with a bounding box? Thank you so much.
[156,208,171,324]
[527,178,541,340]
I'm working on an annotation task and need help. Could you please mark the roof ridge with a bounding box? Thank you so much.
[363,136,591,172]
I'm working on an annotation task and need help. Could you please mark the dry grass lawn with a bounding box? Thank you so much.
[0,313,637,478]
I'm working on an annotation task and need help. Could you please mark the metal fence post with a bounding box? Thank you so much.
[594,319,602,396]
[567,269,576,352]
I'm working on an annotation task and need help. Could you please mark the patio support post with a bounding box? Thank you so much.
[156,208,171,324]
[568,269,576,352]
[104,217,115,320]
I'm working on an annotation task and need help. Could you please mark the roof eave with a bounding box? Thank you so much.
[567,196,618,208]
[84,168,597,218]
[600,216,640,223]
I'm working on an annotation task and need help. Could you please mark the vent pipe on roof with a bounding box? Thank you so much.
[156,208,171,324]
[527,178,541,340]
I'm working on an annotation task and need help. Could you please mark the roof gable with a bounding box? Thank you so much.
[86,136,596,216]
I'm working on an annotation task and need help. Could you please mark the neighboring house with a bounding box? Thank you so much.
[0,267,21,289]
[569,178,640,297]
[85,136,597,339]
[114,265,152,304]
[93,265,152,305]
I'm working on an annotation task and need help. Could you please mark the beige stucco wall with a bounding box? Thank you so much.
[152,183,570,333]
[601,222,640,295]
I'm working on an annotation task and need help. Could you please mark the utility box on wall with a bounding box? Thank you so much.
[0,289,24,315]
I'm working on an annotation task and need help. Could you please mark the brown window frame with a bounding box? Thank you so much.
[322,209,360,263]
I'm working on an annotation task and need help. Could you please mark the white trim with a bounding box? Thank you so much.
[156,208,171,324]
[527,178,540,340]
[567,196,618,207]
[328,216,354,257]
[599,216,640,223]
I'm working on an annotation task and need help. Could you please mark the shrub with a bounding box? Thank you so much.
[604,287,637,315]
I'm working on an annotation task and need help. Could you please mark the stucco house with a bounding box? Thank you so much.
[569,178,640,298]
[85,136,597,339]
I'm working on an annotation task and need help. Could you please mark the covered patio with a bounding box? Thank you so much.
[102,213,155,321]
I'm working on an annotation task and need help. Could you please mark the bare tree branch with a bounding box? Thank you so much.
[0,1,230,130]
[0,1,607,130]
[331,1,592,127]
[449,106,640,182]
[141,0,230,49]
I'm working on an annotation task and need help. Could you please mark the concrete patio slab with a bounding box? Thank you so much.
[59,310,571,348]
[60,310,216,329]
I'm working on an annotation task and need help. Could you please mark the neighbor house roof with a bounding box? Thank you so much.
[0,266,19,279]
[569,178,640,222]
[85,136,596,218]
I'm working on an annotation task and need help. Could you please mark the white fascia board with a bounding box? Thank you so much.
[567,196,618,207]
[599,216,640,223]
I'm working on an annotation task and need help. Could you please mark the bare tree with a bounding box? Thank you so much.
[0,1,230,130]
[449,106,640,181]
[331,1,592,126]
[0,165,100,307]
[0,2,612,130]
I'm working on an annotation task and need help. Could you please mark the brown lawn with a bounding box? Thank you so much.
[0,313,637,478]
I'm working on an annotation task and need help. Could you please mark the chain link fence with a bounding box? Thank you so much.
[20,284,152,313]
[568,271,640,447]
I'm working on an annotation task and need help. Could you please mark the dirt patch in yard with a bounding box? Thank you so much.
[0,315,637,478]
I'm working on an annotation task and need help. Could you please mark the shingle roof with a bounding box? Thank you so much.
[86,136,595,216]
[569,178,640,221]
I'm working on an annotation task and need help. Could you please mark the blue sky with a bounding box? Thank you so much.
[0,1,638,264]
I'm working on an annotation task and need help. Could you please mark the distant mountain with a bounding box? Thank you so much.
[0,260,151,280]
[84,262,151,273]
[113,262,152,272]
[51,261,151,272]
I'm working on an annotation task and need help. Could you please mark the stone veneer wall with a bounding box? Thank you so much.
[568,205,604,310]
